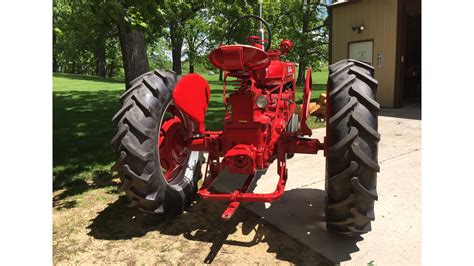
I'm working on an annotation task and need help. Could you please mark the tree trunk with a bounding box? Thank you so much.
[297,8,310,85]
[189,60,194,73]
[107,43,118,78]
[171,39,183,75]
[95,41,107,77]
[297,60,306,85]
[108,58,115,78]
[53,31,59,73]
[170,21,183,75]
[118,21,149,88]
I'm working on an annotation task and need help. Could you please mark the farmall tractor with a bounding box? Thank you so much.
[112,14,380,236]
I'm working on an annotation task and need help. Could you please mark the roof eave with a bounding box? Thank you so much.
[328,0,360,9]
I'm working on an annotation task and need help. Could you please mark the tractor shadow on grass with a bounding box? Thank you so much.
[87,194,333,264]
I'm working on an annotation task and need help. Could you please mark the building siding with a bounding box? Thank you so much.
[331,0,398,107]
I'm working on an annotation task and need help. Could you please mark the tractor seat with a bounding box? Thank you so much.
[208,45,270,72]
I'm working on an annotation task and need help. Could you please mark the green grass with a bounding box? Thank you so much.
[53,68,328,195]
[53,73,124,91]
[53,76,122,200]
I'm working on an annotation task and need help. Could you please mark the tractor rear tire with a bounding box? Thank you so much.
[325,59,381,235]
[111,70,202,217]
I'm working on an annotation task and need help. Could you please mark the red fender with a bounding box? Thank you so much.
[172,73,210,133]
[300,68,313,136]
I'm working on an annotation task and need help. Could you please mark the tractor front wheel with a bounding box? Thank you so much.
[325,59,381,235]
[111,70,202,216]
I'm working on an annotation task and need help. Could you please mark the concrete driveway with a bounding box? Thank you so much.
[212,104,421,264]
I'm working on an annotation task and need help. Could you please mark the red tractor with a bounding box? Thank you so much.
[112,15,380,236]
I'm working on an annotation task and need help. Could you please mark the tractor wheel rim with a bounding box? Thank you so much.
[158,103,190,183]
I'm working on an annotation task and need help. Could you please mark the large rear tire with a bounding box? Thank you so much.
[111,70,202,216]
[325,59,381,235]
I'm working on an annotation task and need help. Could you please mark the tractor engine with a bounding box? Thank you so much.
[214,42,296,175]
[222,82,275,174]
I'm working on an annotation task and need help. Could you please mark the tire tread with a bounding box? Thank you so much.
[325,59,380,235]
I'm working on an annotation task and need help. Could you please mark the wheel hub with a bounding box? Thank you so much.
[158,107,190,182]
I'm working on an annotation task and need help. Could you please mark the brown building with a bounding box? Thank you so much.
[329,0,421,108]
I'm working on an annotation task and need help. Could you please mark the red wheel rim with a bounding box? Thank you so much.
[158,104,190,182]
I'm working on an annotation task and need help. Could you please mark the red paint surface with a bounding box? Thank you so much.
[301,67,313,136]
[172,73,210,133]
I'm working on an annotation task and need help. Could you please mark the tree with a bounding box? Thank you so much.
[148,37,172,71]
[53,0,93,74]
[183,11,210,73]
[110,2,156,86]
[53,0,158,84]
[273,0,329,84]
[158,1,206,75]
[52,0,329,84]
[103,0,156,83]
[53,0,119,77]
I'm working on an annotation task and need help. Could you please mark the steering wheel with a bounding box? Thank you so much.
[226,15,272,51]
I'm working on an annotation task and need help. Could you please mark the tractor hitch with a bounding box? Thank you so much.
[198,165,288,221]
[193,133,323,221]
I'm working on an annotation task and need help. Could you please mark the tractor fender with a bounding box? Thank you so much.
[300,68,313,136]
[172,73,211,133]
